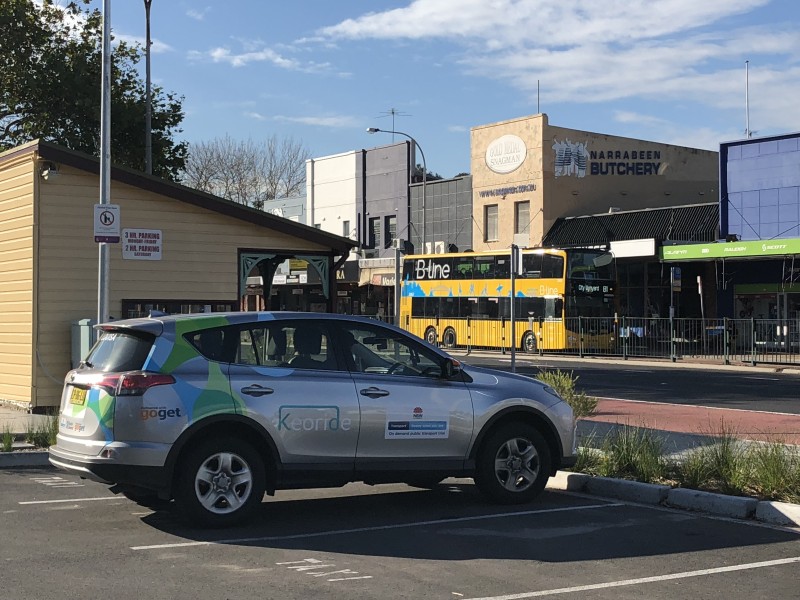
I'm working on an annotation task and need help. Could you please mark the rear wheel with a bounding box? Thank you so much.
[442,327,457,348]
[424,326,438,346]
[522,331,537,354]
[174,436,265,527]
[475,423,551,504]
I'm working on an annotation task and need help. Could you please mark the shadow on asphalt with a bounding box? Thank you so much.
[140,484,799,562]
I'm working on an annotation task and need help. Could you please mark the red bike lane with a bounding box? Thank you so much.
[587,398,800,445]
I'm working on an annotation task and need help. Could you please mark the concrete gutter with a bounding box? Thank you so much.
[0,450,51,468]
[548,471,800,529]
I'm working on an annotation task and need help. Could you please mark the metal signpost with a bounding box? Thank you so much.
[510,244,521,373]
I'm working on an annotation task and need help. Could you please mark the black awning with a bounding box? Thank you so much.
[542,203,719,248]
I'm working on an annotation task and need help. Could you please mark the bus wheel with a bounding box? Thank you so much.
[522,331,537,354]
[424,326,438,346]
[442,327,457,348]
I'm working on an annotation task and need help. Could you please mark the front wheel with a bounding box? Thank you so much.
[522,331,537,354]
[174,436,266,527]
[475,424,551,504]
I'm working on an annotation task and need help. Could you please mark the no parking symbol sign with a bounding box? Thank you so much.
[94,204,120,243]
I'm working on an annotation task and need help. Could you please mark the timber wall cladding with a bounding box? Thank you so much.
[0,155,35,404]
[33,167,335,406]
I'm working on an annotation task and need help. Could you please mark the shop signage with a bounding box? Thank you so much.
[485,134,527,174]
[477,184,536,199]
[122,228,162,260]
[661,238,800,261]
[553,139,663,178]
[372,274,396,287]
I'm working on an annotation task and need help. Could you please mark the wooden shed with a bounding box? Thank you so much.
[0,140,354,410]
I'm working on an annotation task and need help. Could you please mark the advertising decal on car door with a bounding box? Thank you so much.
[385,407,449,439]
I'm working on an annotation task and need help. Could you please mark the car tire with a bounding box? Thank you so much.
[522,331,537,354]
[174,436,265,527]
[442,327,457,348]
[424,326,438,346]
[475,423,551,505]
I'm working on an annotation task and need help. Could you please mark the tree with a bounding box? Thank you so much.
[412,163,443,183]
[182,135,311,209]
[0,0,187,180]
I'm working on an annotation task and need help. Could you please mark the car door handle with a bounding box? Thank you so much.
[360,386,390,398]
[241,385,274,397]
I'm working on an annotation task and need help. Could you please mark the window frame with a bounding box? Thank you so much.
[484,204,499,242]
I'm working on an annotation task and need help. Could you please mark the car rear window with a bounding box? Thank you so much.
[85,330,154,372]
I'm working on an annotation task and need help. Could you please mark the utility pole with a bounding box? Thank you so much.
[144,0,153,174]
[97,0,112,325]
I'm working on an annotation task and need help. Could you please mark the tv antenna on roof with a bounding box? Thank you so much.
[377,108,411,141]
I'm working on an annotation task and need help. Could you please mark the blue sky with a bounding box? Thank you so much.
[83,0,800,179]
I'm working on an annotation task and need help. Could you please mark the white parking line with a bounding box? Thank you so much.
[463,556,800,599]
[130,502,623,551]
[19,496,120,505]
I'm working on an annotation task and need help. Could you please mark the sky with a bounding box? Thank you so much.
[78,0,800,179]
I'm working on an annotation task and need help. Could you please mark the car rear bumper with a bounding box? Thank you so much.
[48,444,171,493]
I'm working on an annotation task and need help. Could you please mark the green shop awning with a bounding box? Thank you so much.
[661,238,800,261]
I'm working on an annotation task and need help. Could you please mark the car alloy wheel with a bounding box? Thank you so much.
[475,423,551,504]
[176,436,265,526]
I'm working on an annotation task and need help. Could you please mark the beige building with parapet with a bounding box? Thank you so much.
[470,113,719,251]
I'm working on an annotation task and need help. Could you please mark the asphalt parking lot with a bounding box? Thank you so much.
[3,467,800,600]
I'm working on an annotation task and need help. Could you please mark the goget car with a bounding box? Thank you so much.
[49,312,577,526]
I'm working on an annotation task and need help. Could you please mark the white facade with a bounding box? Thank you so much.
[306,151,358,251]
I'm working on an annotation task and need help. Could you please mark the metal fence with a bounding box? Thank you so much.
[386,315,800,366]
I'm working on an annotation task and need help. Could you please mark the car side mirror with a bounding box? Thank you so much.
[442,358,461,378]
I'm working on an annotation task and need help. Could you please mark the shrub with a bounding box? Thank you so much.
[747,441,800,503]
[536,369,598,419]
[27,415,59,449]
[597,424,668,483]
[2,426,12,452]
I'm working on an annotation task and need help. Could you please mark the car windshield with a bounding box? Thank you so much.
[84,330,154,372]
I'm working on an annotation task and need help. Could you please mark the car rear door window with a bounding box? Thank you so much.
[232,321,340,371]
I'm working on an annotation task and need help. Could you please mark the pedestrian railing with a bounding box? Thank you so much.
[399,315,800,366]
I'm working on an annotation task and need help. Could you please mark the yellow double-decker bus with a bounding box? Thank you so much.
[399,247,616,352]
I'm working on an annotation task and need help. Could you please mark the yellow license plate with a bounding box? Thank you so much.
[70,387,87,405]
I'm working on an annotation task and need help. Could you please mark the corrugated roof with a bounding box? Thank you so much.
[542,203,719,248]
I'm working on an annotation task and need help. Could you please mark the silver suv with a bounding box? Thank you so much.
[50,312,576,526]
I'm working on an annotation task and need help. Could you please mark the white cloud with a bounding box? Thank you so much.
[448,125,468,133]
[186,7,210,21]
[317,0,800,138]
[116,33,172,54]
[243,111,267,121]
[274,115,360,128]
[189,42,331,73]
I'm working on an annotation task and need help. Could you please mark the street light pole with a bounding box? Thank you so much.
[366,127,427,253]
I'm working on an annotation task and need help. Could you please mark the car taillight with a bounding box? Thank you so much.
[95,372,175,396]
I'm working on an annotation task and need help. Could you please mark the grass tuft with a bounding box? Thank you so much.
[2,426,13,452]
